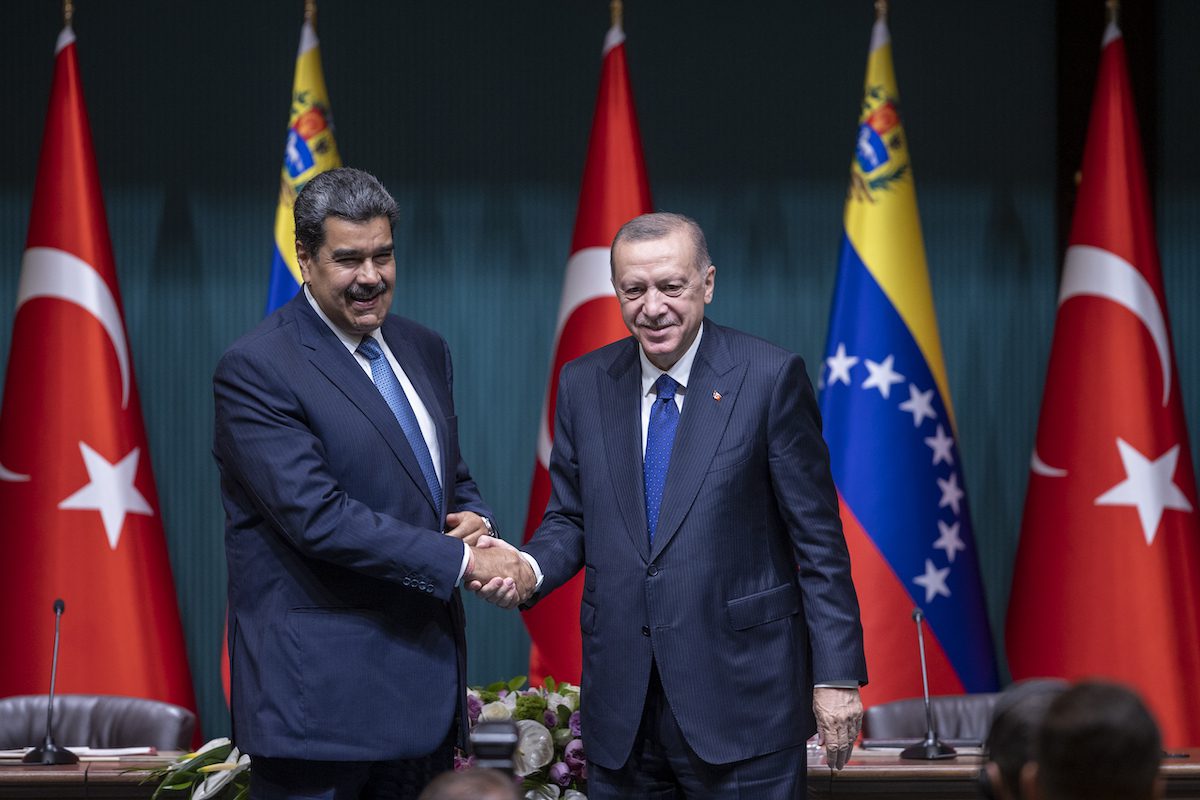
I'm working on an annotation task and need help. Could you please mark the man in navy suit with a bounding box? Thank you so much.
[214,168,524,800]
[478,212,867,799]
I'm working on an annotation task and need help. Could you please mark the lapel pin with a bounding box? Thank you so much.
[712,391,722,402]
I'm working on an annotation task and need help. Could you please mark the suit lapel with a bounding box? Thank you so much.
[599,341,651,562]
[293,299,440,516]
[650,323,746,561]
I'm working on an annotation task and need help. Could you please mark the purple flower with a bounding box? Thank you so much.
[568,710,582,737]
[543,709,558,729]
[548,761,573,787]
[564,738,586,773]
[453,751,475,772]
[466,694,483,725]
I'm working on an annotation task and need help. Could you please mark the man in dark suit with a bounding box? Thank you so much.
[213,168,524,800]
[477,212,867,798]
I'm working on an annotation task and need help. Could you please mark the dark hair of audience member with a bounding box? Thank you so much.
[1029,681,1162,800]
[981,678,1069,799]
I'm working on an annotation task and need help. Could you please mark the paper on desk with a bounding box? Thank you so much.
[0,745,156,759]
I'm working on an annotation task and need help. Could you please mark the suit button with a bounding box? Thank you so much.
[418,581,427,591]
[426,586,434,594]
[647,565,659,577]
[641,626,650,637]
[402,577,412,586]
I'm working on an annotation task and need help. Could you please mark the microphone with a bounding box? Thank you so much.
[900,607,957,760]
[23,598,79,765]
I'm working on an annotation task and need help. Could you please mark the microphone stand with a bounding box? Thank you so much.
[900,608,956,760]
[23,599,79,765]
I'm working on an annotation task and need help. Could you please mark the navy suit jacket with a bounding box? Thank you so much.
[523,321,866,769]
[213,292,490,761]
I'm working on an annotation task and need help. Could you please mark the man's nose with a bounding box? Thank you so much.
[356,260,380,283]
[642,287,667,317]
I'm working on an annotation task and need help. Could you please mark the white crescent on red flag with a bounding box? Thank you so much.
[0,27,200,744]
[1007,22,1200,747]
[521,23,652,686]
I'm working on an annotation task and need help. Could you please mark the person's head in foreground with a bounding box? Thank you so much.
[416,767,520,800]
[1021,681,1162,800]
[980,678,1068,800]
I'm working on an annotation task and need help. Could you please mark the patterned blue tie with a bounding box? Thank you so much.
[644,374,680,544]
[357,336,443,513]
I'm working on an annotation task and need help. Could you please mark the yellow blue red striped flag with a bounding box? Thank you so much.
[818,10,998,706]
[264,15,341,313]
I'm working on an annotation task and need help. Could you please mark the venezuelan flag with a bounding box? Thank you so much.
[819,11,998,705]
[264,13,341,314]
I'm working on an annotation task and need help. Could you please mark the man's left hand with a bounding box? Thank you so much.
[813,686,862,770]
[445,511,491,546]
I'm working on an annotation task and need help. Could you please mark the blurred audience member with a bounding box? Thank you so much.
[416,768,520,800]
[979,678,1068,799]
[1022,681,1162,800]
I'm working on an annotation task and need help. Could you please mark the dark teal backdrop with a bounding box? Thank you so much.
[1,1,1196,738]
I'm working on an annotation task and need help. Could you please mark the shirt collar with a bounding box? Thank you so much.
[304,284,383,354]
[640,322,704,398]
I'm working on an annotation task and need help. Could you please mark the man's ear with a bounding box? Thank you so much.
[1019,761,1039,800]
[296,241,312,282]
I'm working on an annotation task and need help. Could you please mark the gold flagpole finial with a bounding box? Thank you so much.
[64,0,73,26]
[305,0,317,26]
[875,0,888,20]
[610,0,623,28]
[1105,0,1119,26]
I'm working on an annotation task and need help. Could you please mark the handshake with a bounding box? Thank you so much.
[446,511,536,609]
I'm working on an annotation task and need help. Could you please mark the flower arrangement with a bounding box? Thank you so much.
[463,676,587,800]
[142,737,250,800]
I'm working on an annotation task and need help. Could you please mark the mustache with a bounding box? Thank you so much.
[636,315,676,330]
[345,282,388,302]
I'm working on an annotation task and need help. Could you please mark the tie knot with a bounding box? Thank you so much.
[655,374,678,402]
[357,336,384,361]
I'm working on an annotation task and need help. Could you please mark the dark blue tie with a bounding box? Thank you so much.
[357,336,443,513]
[644,374,680,544]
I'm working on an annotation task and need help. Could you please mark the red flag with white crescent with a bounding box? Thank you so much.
[1007,23,1200,746]
[0,28,200,743]
[521,22,652,685]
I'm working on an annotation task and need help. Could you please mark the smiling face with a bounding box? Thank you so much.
[611,228,715,371]
[297,215,396,335]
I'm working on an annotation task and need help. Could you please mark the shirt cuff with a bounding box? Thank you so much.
[519,551,545,592]
[456,541,470,586]
[814,682,860,689]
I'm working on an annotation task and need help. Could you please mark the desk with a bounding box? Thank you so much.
[807,749,1200,800]
[2,753,1200,799]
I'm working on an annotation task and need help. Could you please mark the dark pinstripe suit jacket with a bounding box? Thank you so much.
[523,320,866,769]
[213,292,490,761]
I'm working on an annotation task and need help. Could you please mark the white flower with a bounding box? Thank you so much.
[546,692,577,713]
[479,701,513,722]
[563,791,587,800]
[192,749,250,800]
[512,719,554,777]
[524,786,560,800]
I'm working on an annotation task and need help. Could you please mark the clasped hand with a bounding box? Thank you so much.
[463,536,535,609]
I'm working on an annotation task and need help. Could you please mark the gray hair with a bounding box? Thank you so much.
[294,167,399,256]
[611,212,711,274]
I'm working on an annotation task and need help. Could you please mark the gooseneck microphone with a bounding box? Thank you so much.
[899,608,957,760]
[23,598,79,765]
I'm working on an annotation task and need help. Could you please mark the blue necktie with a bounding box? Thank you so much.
[357,336,443,513]
[644,374,680,544]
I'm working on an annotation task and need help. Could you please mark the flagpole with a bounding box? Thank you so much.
[610,0,622,28]
[63,0,73,26]
[875,0,887,19]
[305,0,316,25]
[1106,0,1119,26]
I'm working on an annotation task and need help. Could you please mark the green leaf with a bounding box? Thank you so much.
[543,676,557,693]
[507,675,528,692]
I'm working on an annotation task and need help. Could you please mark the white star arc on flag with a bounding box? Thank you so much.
[58,442,155,551]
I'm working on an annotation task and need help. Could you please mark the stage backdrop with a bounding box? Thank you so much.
[1,0,1196,738]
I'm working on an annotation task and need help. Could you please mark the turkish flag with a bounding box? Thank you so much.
[521,22,652,685]
[1007,24,1200,746]
[0,28,200,743]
